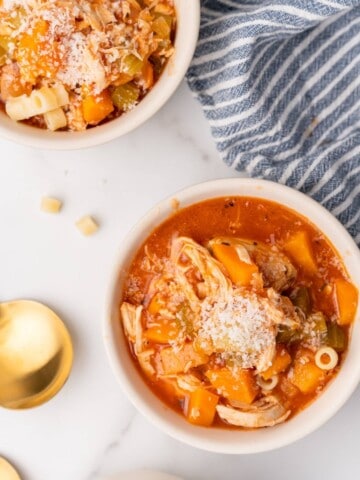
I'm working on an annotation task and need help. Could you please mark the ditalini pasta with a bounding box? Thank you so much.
[75,216,99,236]
[120,197,358,429]
[44,108,67,131]
[40,196,63,213]
[0,0,176,131]
[5,85,69,121]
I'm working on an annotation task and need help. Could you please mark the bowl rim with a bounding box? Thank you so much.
[0,0,200,150]
[103,178,360,454]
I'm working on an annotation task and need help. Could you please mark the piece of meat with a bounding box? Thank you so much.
[266,288,301,329]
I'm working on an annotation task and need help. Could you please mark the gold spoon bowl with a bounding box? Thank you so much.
[0,457,21,480]
[0,300,73,409]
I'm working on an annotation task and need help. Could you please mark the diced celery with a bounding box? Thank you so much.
[111,83,140,111]
[327,322,347,352]
[277,326,301,344]
[176,303,194,338]
[311,312,328,337]
[291,286,311,315]
[299,311,328,344]
[122,54,143,77]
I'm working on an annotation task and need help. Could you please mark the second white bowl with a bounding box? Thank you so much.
[0,0,200,149]
[104,178,360,454]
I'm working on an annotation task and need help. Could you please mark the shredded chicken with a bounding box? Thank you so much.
[171,236,232,312]
[137,349,155,377]
[216,396,291,428]
[170,237,300,372]
[161,374,203,392]
[120,302,143,354]
[266,289,301,329]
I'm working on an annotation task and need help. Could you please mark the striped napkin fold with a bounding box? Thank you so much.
[187,0,360,245]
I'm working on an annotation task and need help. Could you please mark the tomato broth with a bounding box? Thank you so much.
[120,197,358,429]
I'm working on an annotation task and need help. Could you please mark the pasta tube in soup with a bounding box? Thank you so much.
[120,197,358,429]
[0,0,176,131]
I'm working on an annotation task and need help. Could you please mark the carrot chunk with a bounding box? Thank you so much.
[212,243,258,286]
[16,19,60,83]
[261,345,292,380]
[0,63,31,100]
[82,90,114,124]
[290,349,324,394]
[147,294,165,315]
[206,368,258,404]
[160,343,208,375]
[283,231,317,273]
[334,279,358,326]
[145,321,179,344]
[187,388,219,427]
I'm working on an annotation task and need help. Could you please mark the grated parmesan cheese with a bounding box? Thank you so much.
[199,290,277,371]
[57,32,107,93]
[2,0,30,9]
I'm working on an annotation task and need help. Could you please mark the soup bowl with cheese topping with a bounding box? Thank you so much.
[104,178,360,453]
[0,0,200,149]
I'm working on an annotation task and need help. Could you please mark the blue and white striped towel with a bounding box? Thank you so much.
[187,0,360,245]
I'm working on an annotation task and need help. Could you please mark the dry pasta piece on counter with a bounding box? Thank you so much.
[41,196,63,214]
[76,216,99,236]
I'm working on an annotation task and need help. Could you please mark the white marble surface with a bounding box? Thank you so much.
[0,81,359,480]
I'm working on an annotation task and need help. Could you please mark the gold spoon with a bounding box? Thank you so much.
[0,457,21,480]
[0,300,73,409]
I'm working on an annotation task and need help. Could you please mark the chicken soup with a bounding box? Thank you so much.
[120,197,358,429]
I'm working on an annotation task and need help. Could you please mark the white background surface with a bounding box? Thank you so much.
[0,82,359,480]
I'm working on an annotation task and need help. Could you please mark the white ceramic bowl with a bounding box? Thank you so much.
[0,0,200,150]
[103,178,360,454]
